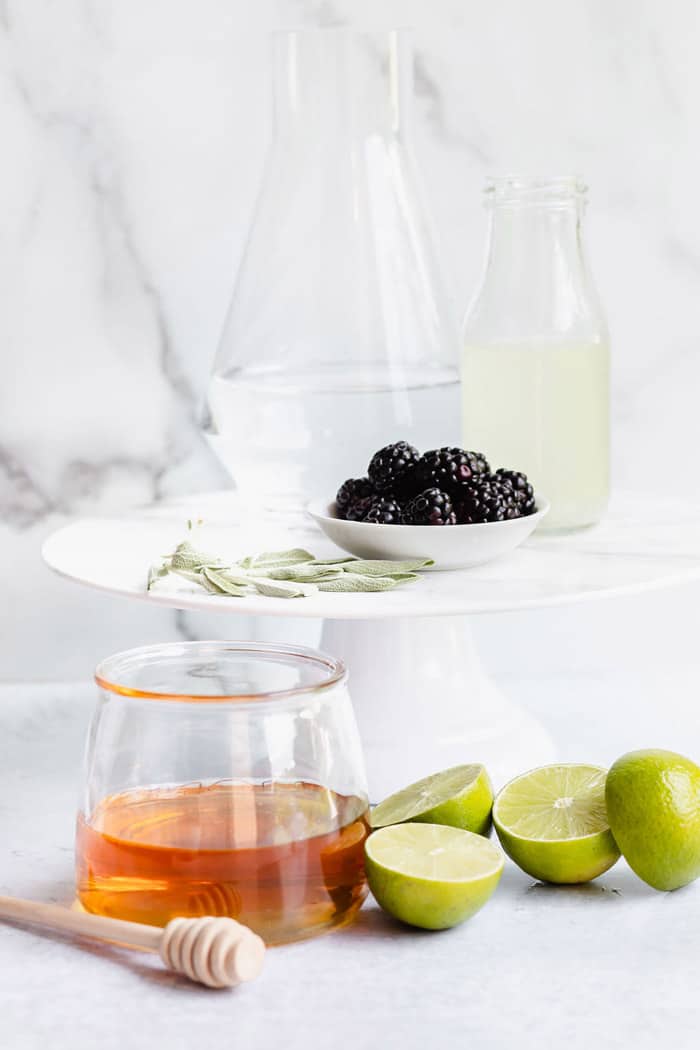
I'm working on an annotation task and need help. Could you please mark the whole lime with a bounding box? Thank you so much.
[605,749,700,891]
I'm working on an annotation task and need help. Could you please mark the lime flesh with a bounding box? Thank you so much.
[365,822,504,930]
[493,764,620,884]
[370,764,494,836]
[606,749,700,891]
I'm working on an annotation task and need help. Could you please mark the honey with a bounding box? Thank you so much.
[76,780,369,944]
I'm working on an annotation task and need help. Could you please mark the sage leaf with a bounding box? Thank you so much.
[202,567,249,597]
[171,541,223,573]
[342,558,433,576]
[146,536,430,600]
[263,564,345,581]
[317,574,400,592]
[171,567,226,595]
[247,549,316,568]
[209,568,263,590]
[248,577,318,598]
[308,556,358,566]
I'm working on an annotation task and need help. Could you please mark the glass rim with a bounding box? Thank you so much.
[95,640,347,705]
[269,26,411,40]
[484,174,587,203]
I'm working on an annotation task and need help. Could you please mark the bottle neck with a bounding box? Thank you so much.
[466,180,606,341]
[485,198,584,284]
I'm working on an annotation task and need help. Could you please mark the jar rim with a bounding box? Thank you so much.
[95,641,347,705]
[485,175,587,203]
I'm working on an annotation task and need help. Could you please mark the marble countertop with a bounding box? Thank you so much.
[1,669,698,1050]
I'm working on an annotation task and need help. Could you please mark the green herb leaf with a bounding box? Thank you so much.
[308,556,358,566]
[202,567,249,597]
[146,537,430,600]
[248,577,318,598]
[316,574,401,592]
[171,541,223,573]
[342,558,433,575]
[171,567,226,595]
[246,549,316,568]
[263,564,345,581]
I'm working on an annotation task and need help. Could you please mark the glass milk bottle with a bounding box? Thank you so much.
[462,176,610,530]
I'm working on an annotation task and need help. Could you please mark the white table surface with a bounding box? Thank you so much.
[1,669,698,1050]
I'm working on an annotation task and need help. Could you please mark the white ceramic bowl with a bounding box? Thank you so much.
[307,496,550,570]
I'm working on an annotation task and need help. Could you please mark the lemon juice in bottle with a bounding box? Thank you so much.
[462,177,610,530]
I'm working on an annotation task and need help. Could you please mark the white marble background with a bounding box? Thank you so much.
[1,0,699,683]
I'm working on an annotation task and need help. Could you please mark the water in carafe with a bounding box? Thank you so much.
[204,29,460,513]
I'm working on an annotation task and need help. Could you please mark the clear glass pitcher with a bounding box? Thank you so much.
[204,28,460,515]
[462,176,610,530]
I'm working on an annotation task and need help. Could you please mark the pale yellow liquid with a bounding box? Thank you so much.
[461,341,610,529]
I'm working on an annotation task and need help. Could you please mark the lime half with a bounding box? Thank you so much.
[365,823,504,929]
[370,764,494,836]
[493,764,620,884]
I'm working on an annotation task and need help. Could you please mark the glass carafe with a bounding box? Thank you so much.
[462,176,610,530]
[204,28,460,515]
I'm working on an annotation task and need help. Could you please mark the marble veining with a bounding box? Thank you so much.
[1,1,700,677]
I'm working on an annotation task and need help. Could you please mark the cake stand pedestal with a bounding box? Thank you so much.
[321,617,554,794]
[42,492,700,797]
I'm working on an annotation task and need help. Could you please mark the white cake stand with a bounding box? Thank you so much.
[42,492,700,797]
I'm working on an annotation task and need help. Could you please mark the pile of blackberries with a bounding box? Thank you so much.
[335,442,537,525]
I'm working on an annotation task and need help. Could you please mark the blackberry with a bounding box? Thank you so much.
[364,496,404,525]
[368,441,420,494]
[416,447,490,494]
[455,476,519,524]
[336,477,374,520]
[495,469,536,515]
[346,494,375,521]
[404,488,456,526]
[490,476,522,519]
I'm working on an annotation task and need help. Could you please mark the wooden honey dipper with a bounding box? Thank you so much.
[0,895,266,989]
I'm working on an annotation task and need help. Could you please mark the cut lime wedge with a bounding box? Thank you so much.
[493,764,620,884]
[365,823,504,929]
[370,764,493,835]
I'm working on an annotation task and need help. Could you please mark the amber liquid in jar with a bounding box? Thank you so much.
[76,780,369,944]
